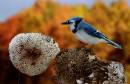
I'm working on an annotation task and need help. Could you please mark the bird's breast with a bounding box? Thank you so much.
[75,29,104,44]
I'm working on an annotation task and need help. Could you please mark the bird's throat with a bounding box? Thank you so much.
[70,24,75,30]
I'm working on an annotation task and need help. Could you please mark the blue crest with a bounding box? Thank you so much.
[69,17,83,22]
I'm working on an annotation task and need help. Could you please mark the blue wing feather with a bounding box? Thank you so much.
[82,23,107,39]
[79,22,122,49]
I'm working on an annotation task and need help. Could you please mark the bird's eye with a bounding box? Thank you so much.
[68,20,70,23]
[67,21,72,24]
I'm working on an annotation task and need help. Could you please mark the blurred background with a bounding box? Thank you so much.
[0,0,130,84]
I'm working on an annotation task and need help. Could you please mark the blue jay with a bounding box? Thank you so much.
[62,17,122,49]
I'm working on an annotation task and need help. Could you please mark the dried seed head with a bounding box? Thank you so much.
[9,33,60,76]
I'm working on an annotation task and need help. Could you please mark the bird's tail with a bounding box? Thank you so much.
[104,38,122,49]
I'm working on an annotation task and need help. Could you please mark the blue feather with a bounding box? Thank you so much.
[78,22,107,39]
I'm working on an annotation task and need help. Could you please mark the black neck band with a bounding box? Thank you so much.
[72,28,77,33]
[72,21,82,33]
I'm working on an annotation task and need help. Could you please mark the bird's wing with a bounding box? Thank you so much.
[82,23,108,39]
[78,22,122,49]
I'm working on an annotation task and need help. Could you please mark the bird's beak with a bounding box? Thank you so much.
[61,20,72,25]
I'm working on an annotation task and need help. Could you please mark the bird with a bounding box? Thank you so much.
[62,17,122,49]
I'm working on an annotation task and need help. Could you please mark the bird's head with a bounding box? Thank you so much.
[62,17,83,31]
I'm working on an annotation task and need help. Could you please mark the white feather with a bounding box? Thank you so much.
[70,23,75,31]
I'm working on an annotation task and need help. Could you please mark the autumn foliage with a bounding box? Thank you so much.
[0,0,130,84]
